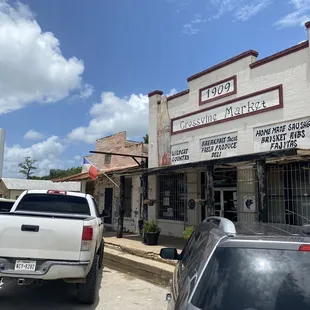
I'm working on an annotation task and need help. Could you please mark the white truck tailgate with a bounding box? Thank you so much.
[0,215,84,261]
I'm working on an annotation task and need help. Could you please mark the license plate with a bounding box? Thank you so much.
[14,260,36,272]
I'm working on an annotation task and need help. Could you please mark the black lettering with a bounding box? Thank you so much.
[225,107,233,118]
[211,152,222,158]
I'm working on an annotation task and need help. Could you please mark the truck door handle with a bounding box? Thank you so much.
[21,225,39,232]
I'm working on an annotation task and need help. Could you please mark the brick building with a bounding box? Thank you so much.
[56,131,148,233]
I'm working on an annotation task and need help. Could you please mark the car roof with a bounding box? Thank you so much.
[200,217,310,245]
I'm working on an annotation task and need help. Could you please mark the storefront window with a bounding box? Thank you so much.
[158,173,187,221]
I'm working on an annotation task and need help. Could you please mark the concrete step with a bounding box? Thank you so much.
[104,247,175,285]
[104,242,178,267]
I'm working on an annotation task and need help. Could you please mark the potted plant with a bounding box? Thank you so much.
[183,225,195,240]
[143,219,161,245]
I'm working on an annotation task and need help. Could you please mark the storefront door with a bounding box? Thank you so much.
[214,188,238,221]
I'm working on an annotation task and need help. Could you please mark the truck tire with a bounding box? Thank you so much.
[98,241,104,269]
[77,255,99,305]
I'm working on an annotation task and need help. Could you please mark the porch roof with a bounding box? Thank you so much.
[53,165,141,182]
[112,148,310,176]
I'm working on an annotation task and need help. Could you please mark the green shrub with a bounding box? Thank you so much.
[143,219,161,233]
[183,225,195,240]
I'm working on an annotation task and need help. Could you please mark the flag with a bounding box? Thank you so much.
[83,157,98,180]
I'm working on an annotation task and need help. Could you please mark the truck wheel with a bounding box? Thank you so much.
[98,241,104,269]
[77,255,99,305]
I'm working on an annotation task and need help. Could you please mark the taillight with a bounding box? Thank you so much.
[82,226,93,240]
[298,244,310,251]
[47,190,67,194]
[81,226,93,251]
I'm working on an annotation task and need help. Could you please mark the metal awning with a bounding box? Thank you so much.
[112,148,310,176]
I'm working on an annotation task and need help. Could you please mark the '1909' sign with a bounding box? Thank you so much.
[199,76,237,105]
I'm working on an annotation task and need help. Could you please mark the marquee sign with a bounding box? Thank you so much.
[253,117,310,152]
[171,142,190,165]
[171,85,283,135]
[200,132,238,160]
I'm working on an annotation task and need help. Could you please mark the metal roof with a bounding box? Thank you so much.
[1,178,81,191]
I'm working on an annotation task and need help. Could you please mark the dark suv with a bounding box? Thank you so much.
[160,216,310,310]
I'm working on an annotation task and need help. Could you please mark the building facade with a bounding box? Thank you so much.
[146,22,310,237]
[0,178,81,200]
[56,131,148,233]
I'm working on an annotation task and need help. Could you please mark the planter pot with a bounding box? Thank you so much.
[145,232,160,245]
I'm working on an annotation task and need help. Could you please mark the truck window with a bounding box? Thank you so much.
[15,194,90,215]
[191,247,310,310]
[0,201,14,212]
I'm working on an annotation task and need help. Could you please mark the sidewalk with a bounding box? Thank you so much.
[104,231,185,265]
[103,231,186,283]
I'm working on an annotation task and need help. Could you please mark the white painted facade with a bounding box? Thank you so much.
[147,24,310,237]
[81,174,142,234]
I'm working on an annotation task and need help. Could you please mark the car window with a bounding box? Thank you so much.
[0,201,14,212]
[16,194,90,215]
[191,247,310,310]
[181,226,202,266]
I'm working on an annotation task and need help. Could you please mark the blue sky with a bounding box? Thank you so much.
[1,0,309,177]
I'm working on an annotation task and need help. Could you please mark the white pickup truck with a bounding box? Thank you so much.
[0,189,104,304]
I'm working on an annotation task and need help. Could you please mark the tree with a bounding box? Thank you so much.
[143,134,149,144]
[19,157,37,179]
[30,166,83,180]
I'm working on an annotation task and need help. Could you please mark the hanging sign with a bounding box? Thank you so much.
[171,142,190,165]
[200,132,238,159]
[172,85,283,134]
[253,117,310,152]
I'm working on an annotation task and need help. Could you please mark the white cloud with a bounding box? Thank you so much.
[183,14,206,35]
[3,136,66,177]
[235,0,271,21]
[274,0,310,28]
[0,0,89,114]
[209,0,271,21]
[79,83,94,99]
[167,88,178,96]
[67,89,177,143]
[74,155,81,161]
[24,129,44,140]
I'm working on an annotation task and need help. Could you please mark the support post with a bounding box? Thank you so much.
[256,159,267,222]
[117,175,125,238]
[142,173,148,221]
[205,165,215,217]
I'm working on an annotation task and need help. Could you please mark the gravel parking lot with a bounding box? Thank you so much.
[0,267,169,309]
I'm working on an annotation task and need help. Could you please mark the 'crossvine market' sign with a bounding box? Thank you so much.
[200,132,238,159]
[172,85,283,134]
[253,117,310,152]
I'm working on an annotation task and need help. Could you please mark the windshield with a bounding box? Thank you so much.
[15,194,90,215]
[191,247,310,310]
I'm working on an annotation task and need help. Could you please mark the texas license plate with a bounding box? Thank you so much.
[14,260,36,271]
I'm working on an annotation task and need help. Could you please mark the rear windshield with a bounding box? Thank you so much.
[15,194,90,215]
[0,201,14,212]
[191,247,310,310]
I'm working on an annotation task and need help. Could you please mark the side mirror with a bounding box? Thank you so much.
[160,248,180,260]
[101,210,109,218]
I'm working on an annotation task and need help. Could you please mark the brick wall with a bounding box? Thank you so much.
[83,131,148,171]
